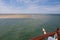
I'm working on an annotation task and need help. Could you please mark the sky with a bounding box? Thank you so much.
[0,0,60,14]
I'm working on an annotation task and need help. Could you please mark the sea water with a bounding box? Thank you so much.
[0,15,60,40]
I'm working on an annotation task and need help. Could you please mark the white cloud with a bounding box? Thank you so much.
[0,0,60,14]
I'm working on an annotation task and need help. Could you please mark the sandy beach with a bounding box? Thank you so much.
[0,14,32,18]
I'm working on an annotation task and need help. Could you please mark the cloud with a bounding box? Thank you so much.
[0,0,60,14]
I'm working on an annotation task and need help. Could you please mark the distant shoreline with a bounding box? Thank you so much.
[0,14,60,18]
[0,14,32,18]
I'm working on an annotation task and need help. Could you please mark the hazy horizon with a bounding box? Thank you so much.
[0,14,60,18]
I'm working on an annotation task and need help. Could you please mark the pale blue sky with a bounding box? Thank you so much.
[0,0,60,14]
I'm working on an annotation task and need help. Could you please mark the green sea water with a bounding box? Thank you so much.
[0,15,60,40]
